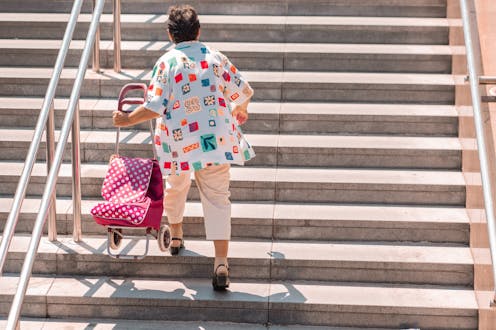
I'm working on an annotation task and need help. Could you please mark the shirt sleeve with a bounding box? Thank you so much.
[143,59,170,115]
[218,52,254,105]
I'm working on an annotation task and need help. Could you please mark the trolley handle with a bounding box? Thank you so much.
[114,83,157,158]
[117,83,148,112]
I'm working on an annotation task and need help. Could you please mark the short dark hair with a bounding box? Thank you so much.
[167,5,200,44]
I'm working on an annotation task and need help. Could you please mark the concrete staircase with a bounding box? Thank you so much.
[0,0,484,329]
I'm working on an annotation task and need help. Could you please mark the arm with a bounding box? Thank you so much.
[113,105,160,127]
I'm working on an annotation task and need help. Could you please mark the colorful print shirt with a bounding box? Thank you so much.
[143,41,255,176]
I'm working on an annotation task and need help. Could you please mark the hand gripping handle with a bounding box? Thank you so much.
[115,83,157,159]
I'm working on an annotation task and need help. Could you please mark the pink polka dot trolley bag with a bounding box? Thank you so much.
[91,83,171,259]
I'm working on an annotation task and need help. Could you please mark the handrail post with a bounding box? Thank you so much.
[460,0,496,305]
[92,0,101,72]
[72,101,82,242]
[113,0,122,72]
[47,101,57,242]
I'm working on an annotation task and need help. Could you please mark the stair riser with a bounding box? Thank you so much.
[0,49,453,74]
[269,309,476,329]
[3,253,473,286]
[0,0,448,17]
[0,22,451,45]
[0,108,459,136]
[273,223,470,244]
[0,214,471,244]
[0,176,466,205]
[0,297,476,329]
[0,142,462,170]
[0,78,456,104]
[280,116,458,136]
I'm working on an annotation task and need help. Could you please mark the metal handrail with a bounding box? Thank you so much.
[460,0,496,305]
[5,0,106,328]
[0,0,85,275]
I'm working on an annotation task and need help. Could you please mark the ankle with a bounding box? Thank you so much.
[214,257,229,274]
[169,223,183,237]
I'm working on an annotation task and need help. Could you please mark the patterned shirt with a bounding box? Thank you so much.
[143,41,256,176]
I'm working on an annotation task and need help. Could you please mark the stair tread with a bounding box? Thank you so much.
[0,39,465,55]
[0,13,459,27]
[4,235,474,265]
[0,273,478,312]
[0,67,458,86]
[0,162,473,187]
[0,128,474,151]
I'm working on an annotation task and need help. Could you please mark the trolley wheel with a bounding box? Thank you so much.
[158,225,171,252]
[108,228,122,250]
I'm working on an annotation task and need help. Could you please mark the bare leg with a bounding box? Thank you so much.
[170,223,183,248]
[214,240,229,274]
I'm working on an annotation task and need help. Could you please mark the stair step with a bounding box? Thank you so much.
[0,39,460,73]
[0,274,478,328]
[0,317,346,330]
[0,198,471,243]
[0,0,449,18]
[0,163,471,205]
[3,235,474,285]
[0,129,471,169]
[0,67,457,103]
[0,98,460,135]
[0,14,455,44]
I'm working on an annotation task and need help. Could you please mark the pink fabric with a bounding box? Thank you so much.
[91,156,163,227]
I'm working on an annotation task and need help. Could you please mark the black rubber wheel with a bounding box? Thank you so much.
[158,225,171,252]
[108,228,122,250]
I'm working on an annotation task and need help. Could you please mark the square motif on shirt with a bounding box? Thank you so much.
[209,119,216,127]
[201,79,210,87]
[185,96,201,115]
[204,95,216,106]
[193,161,202,171]
[168,57,177,68]
[172,151,179,158]
[172,129,183,141]
[218,98,226,107]
[225,152,233,160]
[181,162,190,171]
[234,76,241,87]
[213,64,220,77]
[201,61,208,69]
[189,122,199,132]
[189,74,197,82]
[222,72,231,82]
[175,73,183,83]
[230,93,240,101]
[210,85,216,92]
[182,83,191,95]
[200,134,217,152]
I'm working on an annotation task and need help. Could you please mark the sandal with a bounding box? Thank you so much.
[169,237,185,255]
[212,264,230,291]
